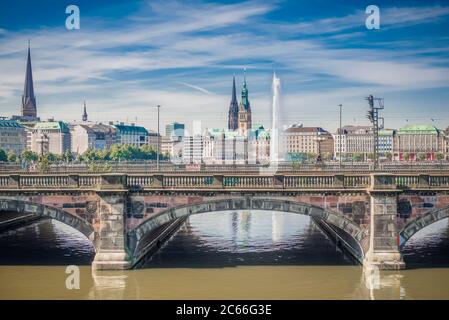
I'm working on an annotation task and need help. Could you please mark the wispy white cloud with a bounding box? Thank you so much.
[0,1,448,132]
[176,81,213,94]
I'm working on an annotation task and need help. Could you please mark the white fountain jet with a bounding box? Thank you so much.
[270,72,282,163]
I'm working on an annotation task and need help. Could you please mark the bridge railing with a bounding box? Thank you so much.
[2,161,449,174]
[1,172,448,191]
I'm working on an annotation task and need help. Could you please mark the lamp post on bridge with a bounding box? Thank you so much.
[315,135,326,163]
[150,105,161,171]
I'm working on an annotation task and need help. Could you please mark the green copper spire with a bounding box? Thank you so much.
[240,69,250,111]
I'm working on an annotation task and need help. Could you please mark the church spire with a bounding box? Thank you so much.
[82,100,88,122]
[238,69,252,136]
[240,70,250,111]
[21,41,37,118]
[227,75,239,130]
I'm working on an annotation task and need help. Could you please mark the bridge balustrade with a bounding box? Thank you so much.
[394,176,420,188]
[284,176,336,188]
[429,176,449,187]
[0,172,449,191]
[127,176,155,188]
[20,176,69,188]
[163,176,214,188]
[78,175,102,187]
[0,176,10,187]
[343,176,371,188]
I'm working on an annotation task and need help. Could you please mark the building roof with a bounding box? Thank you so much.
[379,129,394,136]
[114,124,148,134]
[284,126,328,134]
[34,121,69,132]
[74,123,115,134]
[0,119,24,128]
[338,125,372,134]
[398,124,439,135]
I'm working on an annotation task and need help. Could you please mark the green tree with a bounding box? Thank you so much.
[0,149,7,162]
[81,148,100,161]
[417,153,427,162]
[353,153,364,162]
[436,152,445,161]
[37,156,51,172]
[7,151,17,163]
[385,152,393,161]
[63,150,74,162]
[403,153,410,161]
[141,144,156,160]
[21,150,39,162]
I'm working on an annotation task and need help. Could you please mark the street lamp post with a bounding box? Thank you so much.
[150,105,161,171]
[315,135,325,163]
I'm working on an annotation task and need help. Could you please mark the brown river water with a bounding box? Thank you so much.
[0,211,448,300]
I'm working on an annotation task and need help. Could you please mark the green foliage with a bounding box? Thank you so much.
[352,153,364,161]
[21,150,39,162]
[385,152,393,161]
[436,152,445,161]
[88,162,112,173]
[417,153,427,161]
[37,156,51,172]
[63,150,74,162]
[403,152,410,161]
[7,151,17,163]
[0,149,7,162]
[81,144,165,162]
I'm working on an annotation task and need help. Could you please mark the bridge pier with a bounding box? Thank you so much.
[92,192,132,270]
[364,192,405,270]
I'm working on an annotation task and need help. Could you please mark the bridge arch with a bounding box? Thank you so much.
[399,205,449,248]
[0,198,95,242]
[127,197,366,262]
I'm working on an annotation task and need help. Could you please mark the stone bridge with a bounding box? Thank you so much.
[0,172,448,270]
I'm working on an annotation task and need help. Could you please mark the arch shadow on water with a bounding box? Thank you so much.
[0,219,95,266]
[139,211,360,269]
[401,217,449,269]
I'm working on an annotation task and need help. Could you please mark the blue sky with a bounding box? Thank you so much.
[1,0,449,133]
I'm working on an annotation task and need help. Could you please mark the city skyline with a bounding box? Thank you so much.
[1,0,449,133]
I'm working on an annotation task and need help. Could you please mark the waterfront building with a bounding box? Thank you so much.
[378,129,395,159]
[71,123,116,155]
[114,123,149,147]
[333,125,373,160]
[161,136,183,158]
[444,126,449,160]
[147,130,162,152]
[183,135,204,164]
[0,118,26,155]
[284,125,334,160]
[30,121,71,155]
[165,122,185,139]
[393,124,444,161]
[254,125,270,164]
[202,125,270,165]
